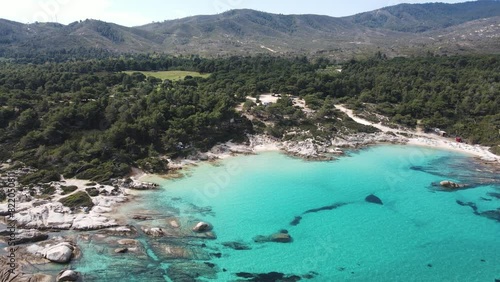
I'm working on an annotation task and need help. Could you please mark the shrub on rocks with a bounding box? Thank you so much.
[19,169,60,185]
[60,185,78,195]
[85,187,99,197]
[59,191,94,209]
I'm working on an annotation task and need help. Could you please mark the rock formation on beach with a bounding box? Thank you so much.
[24,241,77,264]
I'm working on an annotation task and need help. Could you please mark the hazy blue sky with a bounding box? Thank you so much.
[3,0,469,26]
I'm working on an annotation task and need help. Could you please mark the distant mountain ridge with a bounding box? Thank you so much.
[347,1,500,32]
[0,1,499,60]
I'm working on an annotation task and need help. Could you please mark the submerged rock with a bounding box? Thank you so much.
[192,221,212,233]
[167,262,218,281]
[235,271,301,282]
[57,269,79,281]
[222,241,252,250]
[365,194,383,205]
[302,271,319,279]
[487,192,500,199]
[271,233,293,243]
[456,200,479,214]
[290,216,302,226]
[303,203,347,214]
[169,219,180,228]
[205,262,216,268]
[157,244,212,260]
[479,210,500,222]
[289,203,348,227]
[254,232,293,244]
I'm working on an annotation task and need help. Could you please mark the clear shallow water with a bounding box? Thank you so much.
[74,145,500,281]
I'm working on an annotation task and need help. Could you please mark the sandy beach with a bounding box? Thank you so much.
[334,105,500,163]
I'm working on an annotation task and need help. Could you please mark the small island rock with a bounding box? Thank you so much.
[192,222,212,232]
[57,270,79,281]
[115,247,128,254]
[271,233,293,243]
[142,227,165,237]
[440,180,461,189]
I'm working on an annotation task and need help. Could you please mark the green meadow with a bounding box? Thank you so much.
[123,70,210,81]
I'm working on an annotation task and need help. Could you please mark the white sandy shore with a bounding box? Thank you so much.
[335,105,500,163]
[407,137,500,161]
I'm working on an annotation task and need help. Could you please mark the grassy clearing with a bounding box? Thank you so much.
[123,70,210,81]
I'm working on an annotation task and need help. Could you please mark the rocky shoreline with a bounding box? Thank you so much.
[0,165,163,281]
[165,132,408,169]
[1,129,498,281]
[0,132,396,281]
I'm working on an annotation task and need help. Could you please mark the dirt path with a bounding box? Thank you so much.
[335,105,404,134]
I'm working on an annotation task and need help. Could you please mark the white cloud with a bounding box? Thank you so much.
[57,0,150,26]
[0,0,39,23]
[0,0,150,26]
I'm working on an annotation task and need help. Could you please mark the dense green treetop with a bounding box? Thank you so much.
[0,53,498,182]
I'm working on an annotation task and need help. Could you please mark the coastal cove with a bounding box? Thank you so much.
[73,145,500,281]
[1,4,500,281]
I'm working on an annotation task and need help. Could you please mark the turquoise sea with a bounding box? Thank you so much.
[72,145,499,281]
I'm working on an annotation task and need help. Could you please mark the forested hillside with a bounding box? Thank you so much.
[338,55,500,150]
[0,54,498,182]
[1,1,500,59]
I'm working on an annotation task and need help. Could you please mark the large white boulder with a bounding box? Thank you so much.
[44,242,74,263]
